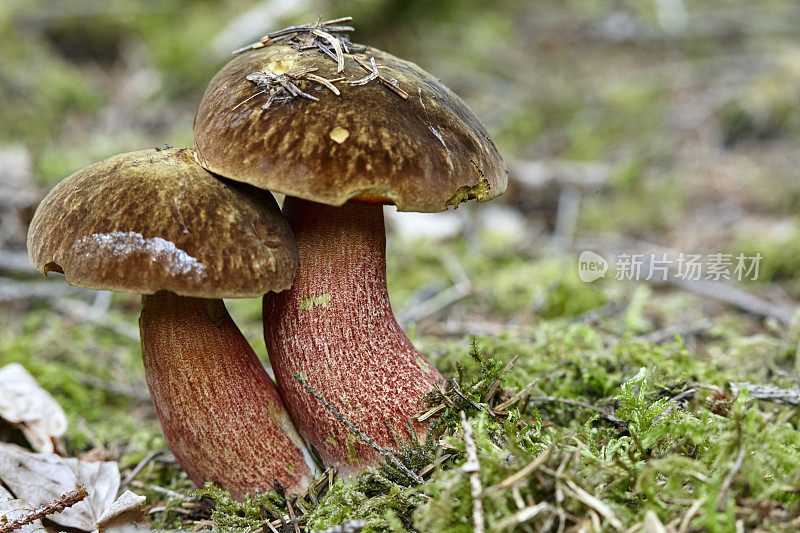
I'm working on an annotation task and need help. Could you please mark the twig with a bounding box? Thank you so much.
[417,454,452,478]
[490,502,549,532]
[0,485,88,533]
[232,17,355,56]
[119,450,167,492]
[731,382,800,406]
[351,55,409,99]
[294,373,423,484]
[669,278,795,325]
[460,412,484,533]
[129,480,189,500]
[559,479,623,530]
[241,67,342,111]
[716,446,746,510]
[285,499,301,533]
[678,499,704,533]
[481,447,552,497]
[528,396,626,426]
[452,382,492,416]
[494,380,539,412]
[636,319,713,344]
[483,355,518,403]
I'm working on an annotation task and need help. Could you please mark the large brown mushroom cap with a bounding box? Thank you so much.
[193,44,507,212]
[27,148,297,298]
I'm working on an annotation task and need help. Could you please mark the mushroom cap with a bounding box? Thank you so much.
[27,148,298,298]
[193,44,507,212]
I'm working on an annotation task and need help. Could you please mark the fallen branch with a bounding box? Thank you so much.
[636,319,713,344]
[0,485,88,533]
[731,382,800,406]
[669,278,795,325]
[460,412,484,533]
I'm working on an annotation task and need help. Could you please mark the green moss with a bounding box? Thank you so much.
[446,177,490,207]
[197,483,287,532]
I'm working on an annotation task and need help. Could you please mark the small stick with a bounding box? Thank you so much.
[294,373,423,484]
[559,480,623,531]
[305,74,343,95]
[483,355,519,404]
[0,486,88,533]
[129,480,189,500]
[481,447,552,496]
[285,500,301,533]
[494,380,539,412]
[416,403,445,422]
[452,382,492,416]
[119,449,167,492]
[460,413,484,533]
[351,55,409,99]
[231,89,268,111]
[311,29,345,72]
[716,446,746,511]
[417,453,452,478]
[490,502,549,532]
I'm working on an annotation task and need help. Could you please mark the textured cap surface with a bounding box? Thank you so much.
[27,149,297,298]
[193,44,507,212]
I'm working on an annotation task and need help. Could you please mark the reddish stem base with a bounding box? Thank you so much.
[263,199,442,476]
[140,291,314,499]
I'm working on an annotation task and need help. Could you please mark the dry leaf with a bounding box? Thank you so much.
[0,442,119,531]
[0,363,67,453]
[96,491,147,531]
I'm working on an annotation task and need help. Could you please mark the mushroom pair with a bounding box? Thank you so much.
[28,20,506,499]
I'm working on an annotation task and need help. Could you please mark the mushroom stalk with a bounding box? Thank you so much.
[263,198,442,476]
[140,290,314,499]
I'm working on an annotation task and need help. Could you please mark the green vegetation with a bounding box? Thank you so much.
[3,0,800,530]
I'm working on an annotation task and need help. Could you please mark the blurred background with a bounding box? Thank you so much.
[2,0,800,513]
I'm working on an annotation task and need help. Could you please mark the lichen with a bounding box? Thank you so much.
[446,176,489,207]
[299,292,332,311]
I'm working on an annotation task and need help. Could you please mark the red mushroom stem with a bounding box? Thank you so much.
[140,290,315,499]
[263,198,443,476]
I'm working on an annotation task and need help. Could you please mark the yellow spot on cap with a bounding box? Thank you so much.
[267,57,295,75]
[329,126,350,144]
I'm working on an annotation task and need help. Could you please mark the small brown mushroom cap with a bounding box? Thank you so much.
[193,44,507,212]
[27,148,297,298]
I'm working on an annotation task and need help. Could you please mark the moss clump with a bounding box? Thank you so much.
[196,483,287,532]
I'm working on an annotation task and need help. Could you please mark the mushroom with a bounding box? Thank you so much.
[27,148,316,499]
[194,40,507,475]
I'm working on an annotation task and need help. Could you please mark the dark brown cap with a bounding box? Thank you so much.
[193,44,507,212]
[27,149,298,298]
